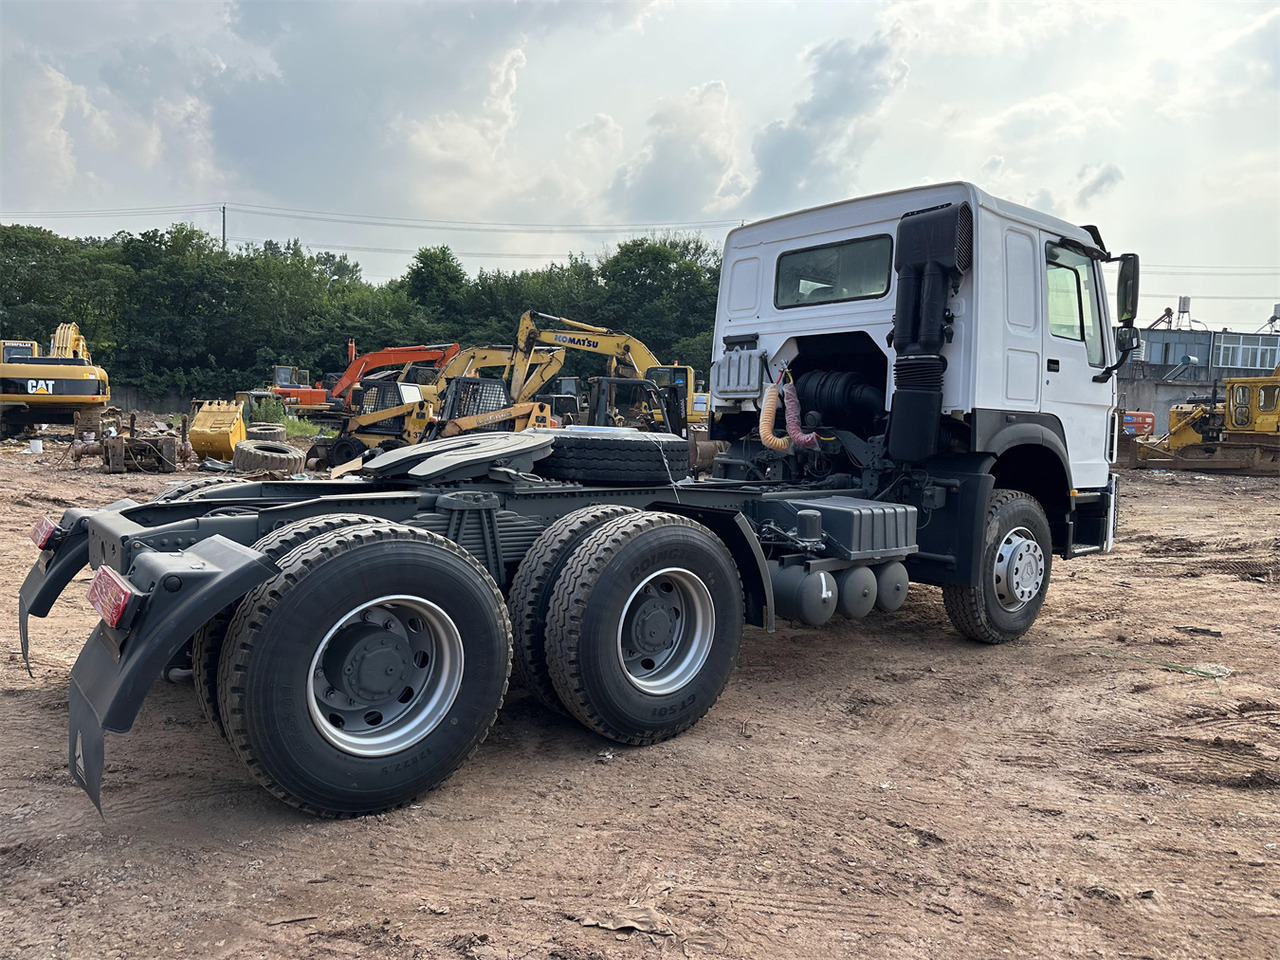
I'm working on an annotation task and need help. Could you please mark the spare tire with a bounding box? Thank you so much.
[233,439,305,473]
[247,423,287,442]
[537,428,689,485]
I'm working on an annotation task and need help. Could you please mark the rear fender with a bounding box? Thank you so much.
[67,536,278,811]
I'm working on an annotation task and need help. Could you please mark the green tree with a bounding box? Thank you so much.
[405,246,469,321]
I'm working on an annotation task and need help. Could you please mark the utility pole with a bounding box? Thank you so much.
[221,204,226,251]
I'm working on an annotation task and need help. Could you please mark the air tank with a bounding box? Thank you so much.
[770,563,837,627]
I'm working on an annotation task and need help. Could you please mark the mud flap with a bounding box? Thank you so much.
[63,536,278,812]
[68,679,106,813]
[19,534,90,675]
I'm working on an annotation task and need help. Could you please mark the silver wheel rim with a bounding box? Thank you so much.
[993,526,1045,612]
[306,594,464,757]
[616,567,714,695]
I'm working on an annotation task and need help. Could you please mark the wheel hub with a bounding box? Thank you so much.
[322,623,412,706]
[993,527,1045,612]
[617,569,714,696]
[628,600,678,654]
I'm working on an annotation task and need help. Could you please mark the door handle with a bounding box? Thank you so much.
[1047,359,1060,372]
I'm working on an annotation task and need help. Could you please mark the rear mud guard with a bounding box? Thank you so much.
[66,536,278,812]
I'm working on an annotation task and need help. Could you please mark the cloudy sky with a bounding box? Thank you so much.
[2,0,1277,330]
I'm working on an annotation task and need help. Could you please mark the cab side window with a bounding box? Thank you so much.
[1045,244,1105,367]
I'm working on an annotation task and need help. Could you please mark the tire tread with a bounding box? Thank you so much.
[543,512,741,745]
[216,523,511,817]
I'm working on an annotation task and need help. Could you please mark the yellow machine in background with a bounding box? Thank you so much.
[1135,367,1280,474]
[507,311,711,426]
[1,323,110,438]
[188,400,247,459]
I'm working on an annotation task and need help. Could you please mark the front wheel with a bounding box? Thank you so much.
[544,512,743,745]
[943,489,1052,644]
[217,524,511,816]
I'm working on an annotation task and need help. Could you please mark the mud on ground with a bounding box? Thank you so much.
[0,447,1276,960]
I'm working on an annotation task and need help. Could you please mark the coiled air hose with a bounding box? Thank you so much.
[781,381,819,448]
[759,373,820,450]
[758,382,791,451]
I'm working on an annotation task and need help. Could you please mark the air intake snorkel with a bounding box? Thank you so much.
[886,202,972,462]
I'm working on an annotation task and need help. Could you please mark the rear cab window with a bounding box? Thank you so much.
[775,235,893,309]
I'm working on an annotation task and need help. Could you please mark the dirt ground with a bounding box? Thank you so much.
[0,442,1276,960]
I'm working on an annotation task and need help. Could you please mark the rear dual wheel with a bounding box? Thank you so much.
[542,512,743,745]
[217,523,511,816]
[507,504,639,714]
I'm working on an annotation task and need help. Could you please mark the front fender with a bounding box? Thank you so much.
[67,536,278,812]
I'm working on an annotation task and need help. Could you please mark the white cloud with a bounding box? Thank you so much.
[608,81,746,219]
[1151,7,1279,119]
[880,0,1120,54]
[746,30,909,214]
[974,93,1117,148]
[1,62,80,202]
[1074,162,1124,207]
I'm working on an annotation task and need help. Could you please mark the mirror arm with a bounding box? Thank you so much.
[1092,345,1136,383]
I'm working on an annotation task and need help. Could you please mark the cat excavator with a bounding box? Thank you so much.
[0,323,110,438]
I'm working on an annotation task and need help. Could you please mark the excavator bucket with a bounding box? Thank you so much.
[189,400,246,459]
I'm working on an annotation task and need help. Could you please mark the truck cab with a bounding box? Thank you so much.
[710,181,1139,587]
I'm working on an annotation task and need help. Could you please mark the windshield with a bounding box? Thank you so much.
[3,344,35,362]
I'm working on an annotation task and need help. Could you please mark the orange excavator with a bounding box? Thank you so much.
[269,340,462,413]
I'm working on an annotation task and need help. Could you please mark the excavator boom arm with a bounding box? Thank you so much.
[330,343,461,400]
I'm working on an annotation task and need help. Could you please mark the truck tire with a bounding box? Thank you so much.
[151,476,240,503]
[942,489,1052,644]
[233,440,305,473]
[538,431,689,485]
[507,504,639,715]
[191,513,385,739]
[217,523,511,816]
[246,423,287,442]
[544,512,743,745]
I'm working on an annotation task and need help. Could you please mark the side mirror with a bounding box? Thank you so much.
[1116,326,1141,353]
[1116,253,1139,326]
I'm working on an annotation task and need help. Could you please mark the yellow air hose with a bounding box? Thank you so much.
[758,382,792,451]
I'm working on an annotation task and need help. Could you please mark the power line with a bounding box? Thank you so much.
[3,204,222,220]
[227,206,732,235]
[227,201,740,231]
[1145,263,1279,270]
[1144,269,1278,277]
[226,236,574,259]
[3,201,739,234]
[1139,293,1278,301]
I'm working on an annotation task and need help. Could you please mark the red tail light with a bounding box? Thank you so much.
[87,567,136,628]
[30,517,59,549]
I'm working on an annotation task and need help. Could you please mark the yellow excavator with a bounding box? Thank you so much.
[1134,364,1280,475]
[309,343,567,468]
[507,311,710,427]
[1,323,110,438]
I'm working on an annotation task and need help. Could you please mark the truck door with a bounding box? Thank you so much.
[1039,239,1114,490]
